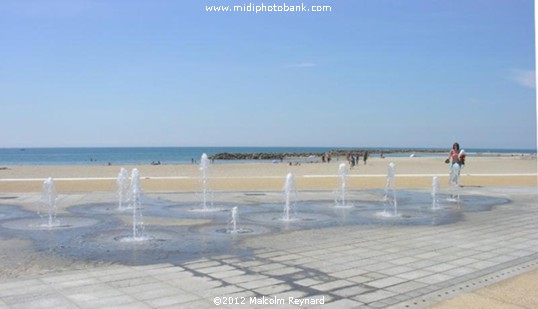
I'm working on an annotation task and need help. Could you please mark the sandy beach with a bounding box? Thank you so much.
[0,156,536,193]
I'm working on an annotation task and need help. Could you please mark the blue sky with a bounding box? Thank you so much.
[0,0,536,149]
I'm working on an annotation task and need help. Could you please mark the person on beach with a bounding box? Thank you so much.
[445,142,466,170]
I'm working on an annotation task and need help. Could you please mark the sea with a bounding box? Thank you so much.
[0,147,535,166]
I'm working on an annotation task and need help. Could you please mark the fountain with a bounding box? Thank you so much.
[116,168,130,210]
[379,162,399,217]
[200,153,211,210]
[210,206,258,235]
[230,206,239,233]
[448,163,461,202]
[121,168,149,242]
[38,177,60,227]
[432,176,440,209]
[282,173,297,221]
[335,163,352,208]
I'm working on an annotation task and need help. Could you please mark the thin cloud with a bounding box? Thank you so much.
[511,69,536,88]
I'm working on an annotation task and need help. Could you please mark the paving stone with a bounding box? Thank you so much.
[396,269,433,280]
[386,281,428,294]
[253,283,293,295]
[144,292,199,307]
[416,273,454,285]
[377,266,415,276]
[236,277,284,289]
[261,267,302,276]
[75,294,138,308]
[221,274,268,284]
[367,276,407,289]
[332,284,374,297]
[313,298,363,308]
[353,289,397,304]
[331,268,369,279]
[248,263,286,272]
[310,279,355,292]
[424,263,458,273]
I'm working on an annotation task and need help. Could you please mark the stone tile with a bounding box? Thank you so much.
[396,269,433,280]
[144,292,199,307]
[467,260,498,270]
[348,275,374,284]
[261,267,301,276]
[424,263,458,273]
[210,269,245,279]
[63,285,125,301]
[314,298,363,308]
[196,285,244,298]
[75,295,138,308]
[0,279,42,292]
[110,276,164,289]
[377,266,415,276]
[450,257,480,266]
[310,279,354,292]
[108,302,152,309]
[254,283,293,295]
[271,253,304,262]
[236,278,284,290]
[353,289,397,304]
[169,276,222,292]
[331,268,368,279]
[294,278,324,287]
[139,265,185,276]
[363,272,387,280]
[41,273,94,284]
[391,256,418,265]
[368,276,407,289]
[332,284,374,297]
[444,266,476,277]
[8,295,74,309]
[159,298,215,309]
[195,265,236,274]
[222,274,268,284]
[386,281,427,294]
[249,263,286,272]
[183,260,221,269]
[131,287,180,301]
[416,273,454,285]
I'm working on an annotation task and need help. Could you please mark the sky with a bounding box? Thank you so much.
[0,0,536,149]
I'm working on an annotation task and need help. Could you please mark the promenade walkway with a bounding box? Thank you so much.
[0,187,536,308]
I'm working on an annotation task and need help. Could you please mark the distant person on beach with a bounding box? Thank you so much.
[363,151,369,165]
[445,142,466,169]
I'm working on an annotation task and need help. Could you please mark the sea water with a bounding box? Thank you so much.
[0,147,533,165]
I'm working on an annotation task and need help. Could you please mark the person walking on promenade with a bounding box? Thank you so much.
[445,142,465,168]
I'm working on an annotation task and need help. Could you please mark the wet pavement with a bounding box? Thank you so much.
[0,186,536,308]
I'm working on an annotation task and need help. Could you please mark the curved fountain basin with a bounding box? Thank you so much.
[0,205,35,221]
[192,223,271,236]
[1,189,512,266]
[57,227,254,265]
[2,216,100,230]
